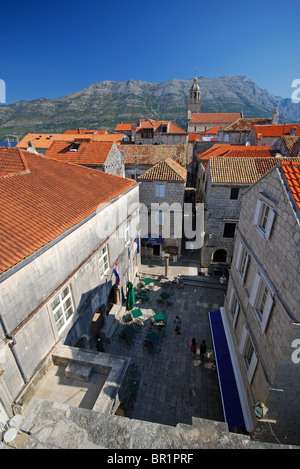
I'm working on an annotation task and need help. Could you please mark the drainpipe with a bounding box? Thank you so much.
[0,310,28,384]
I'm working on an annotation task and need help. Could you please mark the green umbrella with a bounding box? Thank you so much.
[126,282,136,310]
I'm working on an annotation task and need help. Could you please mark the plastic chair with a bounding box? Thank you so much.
[7,404,23,429]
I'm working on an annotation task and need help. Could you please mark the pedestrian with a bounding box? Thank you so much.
[174,315,182,334]
[176,275,183,289]
[190,338,197,359]
[200,340,206,359]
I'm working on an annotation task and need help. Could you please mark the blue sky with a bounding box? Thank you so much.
[1,0,299,104]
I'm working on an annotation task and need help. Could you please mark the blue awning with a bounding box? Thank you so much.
[142,234,164,245]
[209,309,245,429]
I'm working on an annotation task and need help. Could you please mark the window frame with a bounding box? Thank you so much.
[155,183,166,198]
[249,271,274,333]
[239,326,258,383]
[223,222,236,238]
[253,199,275,240]
[51,284,75,333]
[98,244,110,278]
[228,288,240,327]
[230,187,240,200]
[235,242,250,283]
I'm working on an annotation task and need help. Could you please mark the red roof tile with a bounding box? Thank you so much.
[44,140,115,165]
[281,161,300,211]
[115,123,137,131]
[135,118,186,134]
[200,126,221,135]
[0,148,136,275]
[191,113,242,124]
[16,132,125,150]
[64,129,107,135]
[254,124,300,138]
[198,144,271,159]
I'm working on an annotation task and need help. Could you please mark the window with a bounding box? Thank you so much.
[155,183,166,198]
[239,327,258,383]
[235,242,249,283]
[228,288,240,327]
[249,272,274,333]
[253,199,275,240]
[230,188,239,200]
[223,222,236,238]
[69,142,81,152]
[51,285,74,333]
[98,244,109,277]
[155,212,165,226]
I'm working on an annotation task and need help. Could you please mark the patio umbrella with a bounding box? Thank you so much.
[126,282,135,310]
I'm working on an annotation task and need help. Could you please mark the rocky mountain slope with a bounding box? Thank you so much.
[0,76,299,140]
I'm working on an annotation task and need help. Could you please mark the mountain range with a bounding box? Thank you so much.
[0,76,299,140]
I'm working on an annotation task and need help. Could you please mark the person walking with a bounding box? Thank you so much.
[174,315,182,334]
[200,340,207,359]
[190,338,197,359]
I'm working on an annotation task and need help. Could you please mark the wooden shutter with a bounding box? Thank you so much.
[253,199,262,226]
[249,272,261,307]
[264,209,275,240]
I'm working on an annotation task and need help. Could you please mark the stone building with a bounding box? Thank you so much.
[137,157,187,260]
[0,147,140,420]
[200,156,284,271]
[44,139,125,177]
[217,118,272,145]
[119,144,189,180]
[221,160,300,445]
[115,119,188,145]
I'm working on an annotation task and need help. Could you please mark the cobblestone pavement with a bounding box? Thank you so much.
[104,261,226,428]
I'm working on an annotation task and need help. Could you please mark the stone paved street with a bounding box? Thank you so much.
[104,259,226,427]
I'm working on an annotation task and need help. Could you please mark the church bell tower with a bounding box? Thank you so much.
[187,72,202,114]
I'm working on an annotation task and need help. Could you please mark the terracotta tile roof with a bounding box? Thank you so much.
[198,144,271,159]
[188,133,202,142]
[119,144,187,166]
[64,129,107,135]
[44,140,115,165]
[191,113,242,124]
[0,146,30,178]
[209,156,281,184]
[222,118,272,132]
[0,147,136,275]
[200,126,221,135]
[135,118,186,134]
[280,161,300,211]
[115,123,137,131]
[137,157,187,182]
[281,135,299,153]
[16,132,125,150]
[254,124,300,138]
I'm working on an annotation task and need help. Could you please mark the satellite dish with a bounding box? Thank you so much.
[26,147,38,153]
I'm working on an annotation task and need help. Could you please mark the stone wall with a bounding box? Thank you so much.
[223,167,300,444]
[200,170,248,267]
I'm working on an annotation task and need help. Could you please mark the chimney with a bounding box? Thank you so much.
[27,141,36,151]
[290,126,297,136]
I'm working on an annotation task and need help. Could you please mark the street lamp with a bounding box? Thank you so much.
[253,401,269,419]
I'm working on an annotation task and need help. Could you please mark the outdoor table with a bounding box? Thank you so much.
[139,290,149,298]
[143,278,154,285]
[146,330,160,344]
[153,312,166,322]
[123,325,135,337]
[132,308,143,318]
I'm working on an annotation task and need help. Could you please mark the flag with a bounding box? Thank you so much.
[113,261,120,286]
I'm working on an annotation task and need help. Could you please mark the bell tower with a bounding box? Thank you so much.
[187,71,201,114]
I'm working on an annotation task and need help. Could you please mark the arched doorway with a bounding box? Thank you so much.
[212,249,227,263]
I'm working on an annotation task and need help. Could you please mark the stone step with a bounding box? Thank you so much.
[65,362,94,382]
